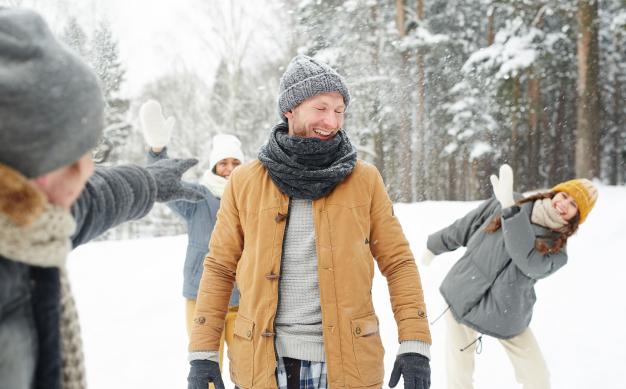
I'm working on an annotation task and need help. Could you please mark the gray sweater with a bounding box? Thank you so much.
[428,198,568,339]
[275,199,325,361]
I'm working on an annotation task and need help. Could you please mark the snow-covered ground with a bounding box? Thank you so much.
[68,183,626,388]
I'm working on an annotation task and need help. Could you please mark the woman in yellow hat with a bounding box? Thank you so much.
[421,164,598,389]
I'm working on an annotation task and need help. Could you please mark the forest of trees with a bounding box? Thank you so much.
[2,0,624,238]
[284,0,625,202]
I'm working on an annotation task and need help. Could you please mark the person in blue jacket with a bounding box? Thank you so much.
[140,100,243,371]
[421,164,598,389]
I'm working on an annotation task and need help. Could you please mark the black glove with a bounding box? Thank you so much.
[388,353,431,389]
[145,158,204,202]
[187,360,224,389]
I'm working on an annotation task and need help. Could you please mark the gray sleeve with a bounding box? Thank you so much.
[427,197,498,254]
[70,164,157,247]
[501,208,568,279]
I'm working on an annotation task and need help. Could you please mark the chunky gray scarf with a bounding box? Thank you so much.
[258,122,357,199]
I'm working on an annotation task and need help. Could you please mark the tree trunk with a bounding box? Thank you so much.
[448,156,457,200]
[551,79,567,182]
[461,150,470,200]
[510,76,521,174]
[527,69,541,188]
[575,0,601,179]
[610,67,622,184]
[395,0,406,37]
[415,0,427,200]
[487,6,496,46]
[470,159,480,199]
[368,4,385,178]
[395,0,413,202]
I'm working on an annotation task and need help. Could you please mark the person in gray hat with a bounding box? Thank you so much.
[0,7,202,389]
[186,55,432,389]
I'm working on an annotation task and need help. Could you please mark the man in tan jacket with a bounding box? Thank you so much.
[187,55,432,389]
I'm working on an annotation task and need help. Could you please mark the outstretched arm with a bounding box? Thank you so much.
[71,159,202,247]
[426,196,498,255]
[427,164,515,255]
[71,164,157,247]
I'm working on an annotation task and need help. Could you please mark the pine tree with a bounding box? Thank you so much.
[575,0,601,179]
[60,17,88,58]
[89,21,131,164]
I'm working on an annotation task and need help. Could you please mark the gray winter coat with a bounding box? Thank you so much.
[427,197,568,339]
[148,149,239,305]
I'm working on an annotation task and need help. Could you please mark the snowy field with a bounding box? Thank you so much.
[68,183,626,388]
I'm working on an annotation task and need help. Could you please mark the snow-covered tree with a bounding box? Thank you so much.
[60,17,88,58]
[89,20,130,161]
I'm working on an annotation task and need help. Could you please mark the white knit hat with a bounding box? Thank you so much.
[209,134,244,171]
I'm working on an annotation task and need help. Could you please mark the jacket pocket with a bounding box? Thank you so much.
[351,312,385,386]
[228,315,255,388]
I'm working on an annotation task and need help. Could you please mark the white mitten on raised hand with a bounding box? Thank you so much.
[490,164,515,209]
[139,99,175,149]
[420,249,436,267]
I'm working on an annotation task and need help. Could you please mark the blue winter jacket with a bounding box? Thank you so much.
[148,149,239,305]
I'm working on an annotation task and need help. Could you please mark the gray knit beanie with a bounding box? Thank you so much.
[277,55,350,121]
[0,8,104,178]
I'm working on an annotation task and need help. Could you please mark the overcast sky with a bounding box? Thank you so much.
[5,0,285,96]
[103,0,217,95]
[103,0,285,96]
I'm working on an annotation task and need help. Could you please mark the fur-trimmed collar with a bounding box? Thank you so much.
[0,162,46,226]
[0,162,75,268]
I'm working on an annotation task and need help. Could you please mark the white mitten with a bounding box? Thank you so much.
[139,99,175,148]
[490,164,515,209]
[420,249,436,267]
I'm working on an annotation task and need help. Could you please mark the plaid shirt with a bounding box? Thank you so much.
[276,357,328,389]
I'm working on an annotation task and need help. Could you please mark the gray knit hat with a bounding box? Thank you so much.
[277,55,350,121]
[0,8,104,178]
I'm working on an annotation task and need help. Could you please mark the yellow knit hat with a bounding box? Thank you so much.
[551,179,598,224]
